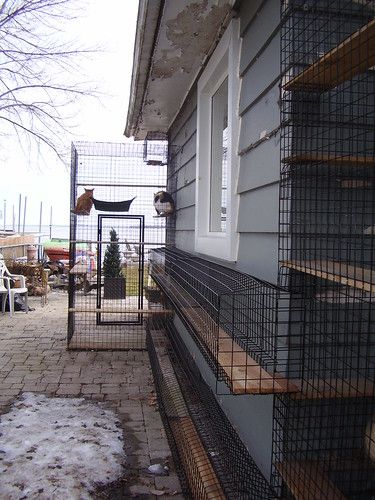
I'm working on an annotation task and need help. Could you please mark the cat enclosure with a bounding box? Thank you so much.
[274,1,375,498]
[68,141,169,350]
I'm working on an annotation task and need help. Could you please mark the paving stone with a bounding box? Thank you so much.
[0,292,180,496]
[154,474,182,492]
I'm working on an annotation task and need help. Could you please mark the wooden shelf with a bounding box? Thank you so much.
[284,18,375,91]
[182,306,298,395]
[170,417,226,499]
[291,378,375,399]
[282,153,375,167]
[282,259,375,293]
[276,461,346,500]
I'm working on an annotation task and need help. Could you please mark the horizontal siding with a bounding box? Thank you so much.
[175,230,195,253]
[240,34,280,114]
[240,0,280,75]
[237,134,280,194]
[176,157,196,190]
[237,233,279,283]
[237,183,279,233]
[239,0,264,36]
[169,89,198,250]
[175,205,195,231]
[239,83,279,151]
[176,181,195,209]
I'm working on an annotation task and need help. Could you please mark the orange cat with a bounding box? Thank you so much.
[72,188,94,215]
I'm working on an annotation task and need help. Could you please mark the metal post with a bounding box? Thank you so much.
[12,204,15,232]
[22,196,27,235]
[49,205,53,239]
[3,199,6,231]
[18,194,21,233]
[38,201,43,261]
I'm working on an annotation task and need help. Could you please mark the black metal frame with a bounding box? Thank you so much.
[96,214,144,326]
[274,1,375,497]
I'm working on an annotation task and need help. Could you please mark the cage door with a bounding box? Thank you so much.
[96,214,144,325]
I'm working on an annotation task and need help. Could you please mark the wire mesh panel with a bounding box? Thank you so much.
[276,0,375,497]
[68,141,168,350]
[149,247,298,395]
[147,316,277,499]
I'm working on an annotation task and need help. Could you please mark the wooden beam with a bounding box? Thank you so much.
[182,306,299,395]
[282,153,375,167]
[68,307,172,314]
[170,417,226,500]
[281,260,375,293]
[276,461,346,500]
[284,18,375,91]
[291,378,375,399]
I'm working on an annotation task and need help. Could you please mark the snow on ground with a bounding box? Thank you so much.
[0,393,126,499]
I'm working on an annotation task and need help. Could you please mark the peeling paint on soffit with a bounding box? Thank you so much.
[128,0,233,139]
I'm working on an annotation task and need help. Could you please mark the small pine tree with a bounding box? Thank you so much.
[103,228,122,278]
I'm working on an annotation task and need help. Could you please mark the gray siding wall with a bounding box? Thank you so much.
[166,0,281,482]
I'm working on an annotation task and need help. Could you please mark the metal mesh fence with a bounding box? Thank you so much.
[275,1,375,497]
[147,315,277,499]
[149,247,297,396]
[67,141,168,350]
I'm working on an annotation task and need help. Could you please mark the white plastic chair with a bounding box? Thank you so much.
[0,256,28,316]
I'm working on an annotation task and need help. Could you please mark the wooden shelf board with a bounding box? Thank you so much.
[284,18,375,91]
[170,416,226,500]
[282,259,375,293]
[282,153,375,167]
[276,460,347,500]
[291,378,375,399]
[181,305,298,395]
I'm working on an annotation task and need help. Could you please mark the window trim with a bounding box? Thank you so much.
[195,19,240,261]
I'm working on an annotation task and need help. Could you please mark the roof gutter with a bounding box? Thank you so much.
[124,0,164,138]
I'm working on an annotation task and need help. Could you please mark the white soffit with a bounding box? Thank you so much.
[126,0,233,139]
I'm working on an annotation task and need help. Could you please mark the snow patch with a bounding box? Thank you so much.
[0,392,125,499]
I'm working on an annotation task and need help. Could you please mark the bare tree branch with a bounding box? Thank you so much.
[0,0,97,164]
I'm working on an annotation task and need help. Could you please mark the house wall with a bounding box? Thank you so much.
[168,0,281,283]
[167,0,282,481]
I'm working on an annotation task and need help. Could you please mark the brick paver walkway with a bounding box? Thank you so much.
[0,291,182,498]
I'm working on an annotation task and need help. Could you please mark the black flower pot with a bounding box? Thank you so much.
[103,277,126,300]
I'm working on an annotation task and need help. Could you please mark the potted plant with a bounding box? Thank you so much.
[103,228,126,299]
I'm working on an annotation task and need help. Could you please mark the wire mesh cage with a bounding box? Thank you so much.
[276,0,375,497]
[68,141,168,350]
[147,315,277,499]
[149,247,299,395]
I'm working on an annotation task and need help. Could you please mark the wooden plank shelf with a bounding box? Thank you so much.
[276,461,347,500]
[291,378,375,399]
[284,18,375,91]
[170,417,226,499]
[183,306,298,395]
[282,259,375,293]
[282,153,375,167]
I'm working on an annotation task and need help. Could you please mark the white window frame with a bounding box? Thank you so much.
[195,19,240,261]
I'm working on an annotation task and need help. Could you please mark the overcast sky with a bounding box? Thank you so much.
[1,0,139,229]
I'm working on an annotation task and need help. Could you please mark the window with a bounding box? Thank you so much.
[195,20,240,261]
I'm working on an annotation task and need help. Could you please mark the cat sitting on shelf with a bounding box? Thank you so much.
[71,188,94,216]
[153,190,175,217]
